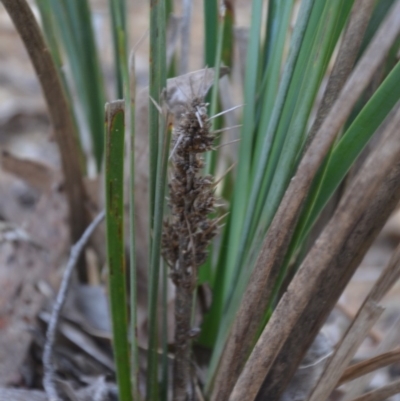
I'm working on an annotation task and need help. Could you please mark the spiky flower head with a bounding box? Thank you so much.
[162,96,218,289]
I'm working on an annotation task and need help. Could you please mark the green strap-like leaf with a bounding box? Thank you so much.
[105,101,133,401]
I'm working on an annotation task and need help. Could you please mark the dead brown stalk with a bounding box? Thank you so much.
[339,349,400,386]
[211,1,400,399]
[304,0,376,150]
[307,302,384,401]
[1,0,88,247]
[1,150,59,192]
[307,234,400,400]
[345,317,400,400]
[349,378,400,401]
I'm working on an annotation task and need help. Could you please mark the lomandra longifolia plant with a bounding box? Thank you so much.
[162,95,218,400]
[6,0,400,399]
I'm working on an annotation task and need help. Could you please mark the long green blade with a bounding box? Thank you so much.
[109,0,127,98]
[105,101,132,401]
[48,0,106,170]
[221,0,263,307]
[149,0,167,232]
[254,0,352,246]
[147,115,172,401]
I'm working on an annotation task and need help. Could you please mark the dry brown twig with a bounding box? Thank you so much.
[308,240,400,400]
[307,302,384,401]
[43,211,105,401]
[211,1,400,399]
[336,303,382,344]
[344,317,400,400]
[349,378,400,401]
[1,150,60,192]
[1,0,88,252]
[338,348,400,386]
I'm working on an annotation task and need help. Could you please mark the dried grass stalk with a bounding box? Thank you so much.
[339,348,400,386]
[307,302,384,401]
[309,239,400,400]
[344,317,400,400]
[1,0,87,247]
[349,378,400,401]
[305,0,376,148]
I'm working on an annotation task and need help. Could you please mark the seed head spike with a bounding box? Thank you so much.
[169,133,185,160]
[212,124,242,135]
[213,163,237,187]
[208,104,244,121]
[213,138,241,150]
[149,95,163,114]
[195,108,204,127]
